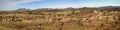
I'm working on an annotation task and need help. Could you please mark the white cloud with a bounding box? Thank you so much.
[45,4,120,8]
[0,0,43,10]
[77,4,120,7]
[17,0,43,4]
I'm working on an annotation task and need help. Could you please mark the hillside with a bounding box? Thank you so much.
[0,8,120,30]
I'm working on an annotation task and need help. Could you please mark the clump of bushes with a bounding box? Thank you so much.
[118,28,120,30]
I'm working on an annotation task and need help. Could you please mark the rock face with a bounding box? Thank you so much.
[0,9,120,30]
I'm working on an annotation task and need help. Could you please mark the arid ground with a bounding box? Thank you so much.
[0,8,120,30]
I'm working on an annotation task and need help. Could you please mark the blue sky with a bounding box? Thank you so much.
[0,0,120,10]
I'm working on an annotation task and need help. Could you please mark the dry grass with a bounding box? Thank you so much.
[0,8,120,30]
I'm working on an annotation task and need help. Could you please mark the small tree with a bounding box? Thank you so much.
[72,10,76,14]
[0,16,2,22]
[11,16,16,22]
[118,15,120,21]
[28,10,32,14]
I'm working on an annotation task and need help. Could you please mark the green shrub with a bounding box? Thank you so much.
[118,28,120,30]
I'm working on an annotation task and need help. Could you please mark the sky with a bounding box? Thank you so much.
[0,0,120,10]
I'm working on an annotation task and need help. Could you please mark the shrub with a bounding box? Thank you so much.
[117,28,120,30]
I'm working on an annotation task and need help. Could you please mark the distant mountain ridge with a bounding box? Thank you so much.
[99,6,120,8]
[13,6,120,11]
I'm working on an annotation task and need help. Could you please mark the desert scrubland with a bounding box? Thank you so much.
[0,8,120,30]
